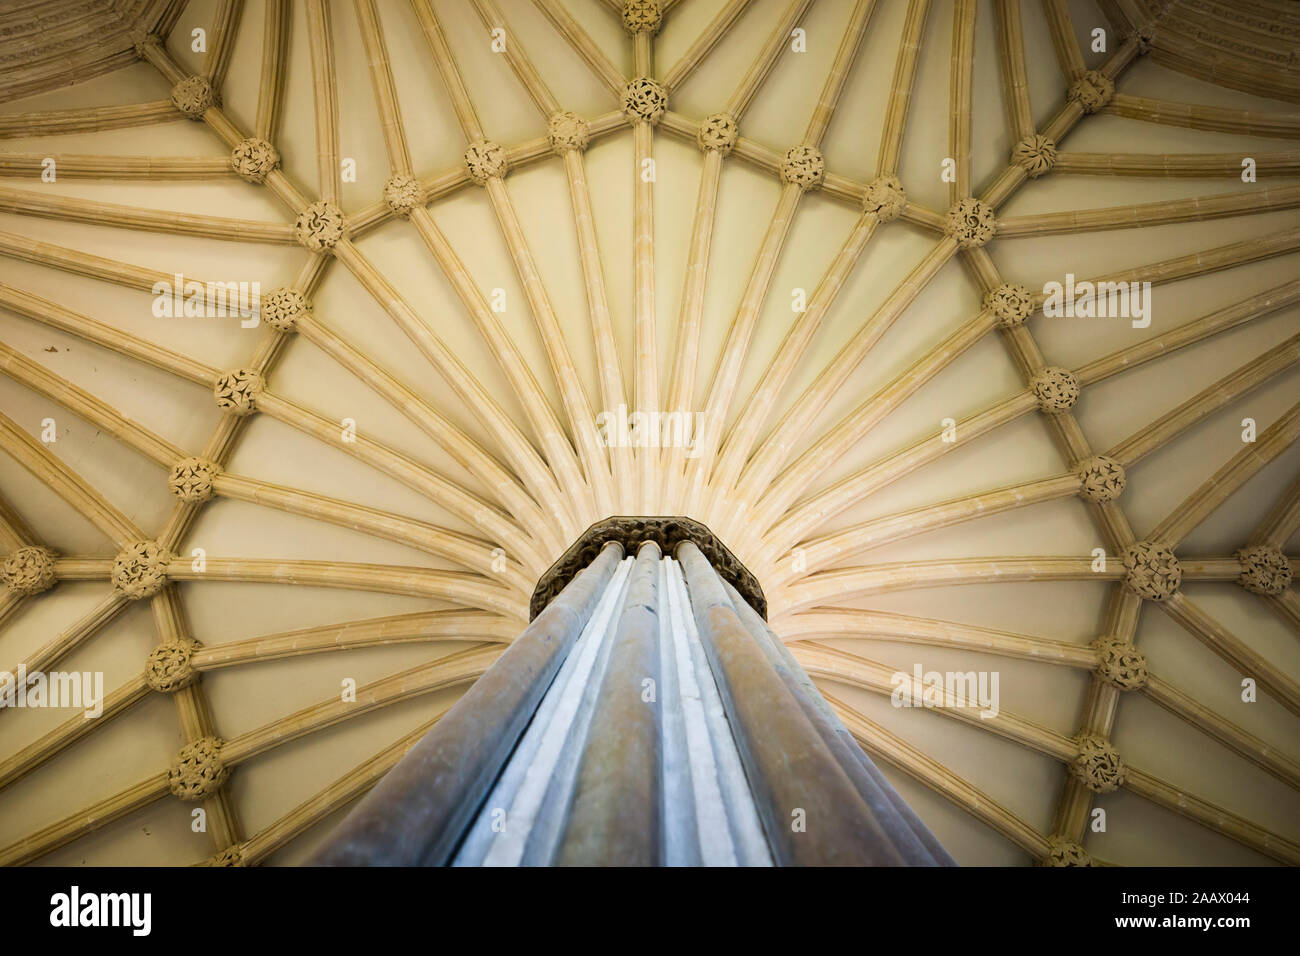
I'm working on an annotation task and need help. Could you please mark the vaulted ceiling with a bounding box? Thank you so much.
[0,0,1298,866]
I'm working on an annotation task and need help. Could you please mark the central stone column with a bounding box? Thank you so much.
[311,521,954,867]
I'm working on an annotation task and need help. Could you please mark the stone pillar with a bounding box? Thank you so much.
[312,530,954,866]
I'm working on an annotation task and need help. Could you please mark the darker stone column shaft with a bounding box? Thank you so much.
[554,541,664,866]
[309,541,624,866]
[677,542,905,865]
[723,581,956,866]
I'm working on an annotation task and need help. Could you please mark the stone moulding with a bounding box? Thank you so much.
[529,515,767,621]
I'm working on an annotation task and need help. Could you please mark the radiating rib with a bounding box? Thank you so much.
[0,231,229,294]
[0,283,217,386]
[0,100,175,138]
[566,142,636,511]
[660,0,752,93]
[679,184,798,517]
[727,0,816,119]
[767,390,1039,552]
[1124,766,1300,865]
[488,179,613,514]
[1041,0,1086,81]
[0,154,233,179]
[0,341,189,468]
[192,609,518,671]
[661,0,814,512]
[328,239,578,540]
[469,0,559,114]
[293,314,555,558]
[769,474,1082,586]
[877,0,932,176]
[409,0,487,140]
[1263,590,1300,637]
[165,558,526,619]
[781,557,1121,615]
[997,185,1300,238]
[0,411,147,546]
[1103,92,1300,138]
[949,0,976,203]
[531,0,626,95]
[1076,279,1300,387]
[1249,470,1300,549]
[304,0,341,204]
[721,237,957,535]
[1038,230,1300,317]
[0,488,36,553]
[802,0,875,145]
[795,643,1076,759]
[0,675,149,791]
[0,772,170,867]
[371,1,606,518]
[472,0,630,511]
[746,309,996,548]
[686,3,883,516]
[203,0,244,90]
[994,0,1034,143]
[1160,588,1300,719]
[0,186,295,243]
[250,391,549,579]
[213,473,533,592]
[220,645,501,765]
[403,209,592,526]
[1,592,129,698]
[1143,673,1300,791]
[1053,151,1300,177]
[353,0,413,175]
[254,0,290,142]
[1148,402,1300,546]
[827,691,1052,859]
[632,113,658,513]
[776,612,1096,667]
[1106,335,1300,467]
